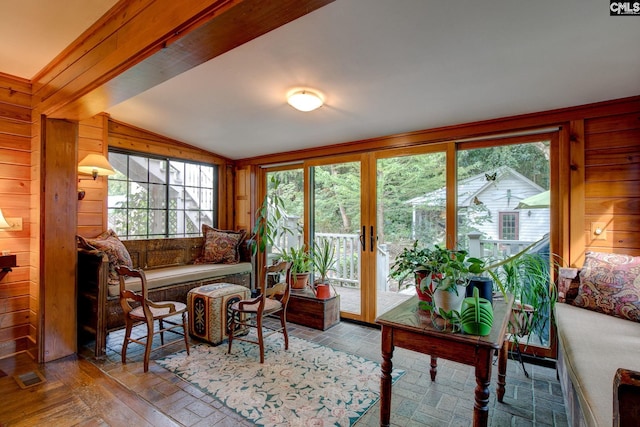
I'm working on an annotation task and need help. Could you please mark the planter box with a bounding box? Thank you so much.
[287,288,340,330]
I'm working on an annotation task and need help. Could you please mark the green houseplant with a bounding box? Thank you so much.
[389,241,437,300]
[311,238,337,298]
[281,245,312,289]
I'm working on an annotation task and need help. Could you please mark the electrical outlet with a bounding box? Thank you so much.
[591,222,606,240]
[1,217,23,232]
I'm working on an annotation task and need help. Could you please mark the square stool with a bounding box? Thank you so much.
[187,283,251,345]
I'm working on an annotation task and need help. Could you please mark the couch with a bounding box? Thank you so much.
[77,228,252,357]
[555,251,640,427]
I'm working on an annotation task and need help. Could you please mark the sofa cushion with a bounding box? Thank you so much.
[573,251,640,322]
[555,303,640,427]
[78,230,133,286]
[109,262,251,297]
[196,225,246,264]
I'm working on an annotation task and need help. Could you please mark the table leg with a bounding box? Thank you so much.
[430,355,437,381]
[473,350,493,427]
[497,339,508,402]
[380,326,394,427]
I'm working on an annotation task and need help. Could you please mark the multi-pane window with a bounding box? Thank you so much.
[499,212,519,240]
[107,150,217,239]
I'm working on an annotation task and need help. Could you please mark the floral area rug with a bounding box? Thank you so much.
[156,332,404,426]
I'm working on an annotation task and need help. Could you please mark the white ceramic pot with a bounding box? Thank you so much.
[433,285,467,314]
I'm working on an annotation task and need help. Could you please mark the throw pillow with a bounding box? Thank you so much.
[81,230,133,286]
[196,225,246,264]
[573,251,640,322]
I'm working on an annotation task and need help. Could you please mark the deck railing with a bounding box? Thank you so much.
[274,230,537,292]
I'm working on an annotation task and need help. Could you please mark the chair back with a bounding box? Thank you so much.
[116,265,148,314]
[264,261,292,308]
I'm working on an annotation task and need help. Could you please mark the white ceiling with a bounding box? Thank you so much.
[2,1,639,160]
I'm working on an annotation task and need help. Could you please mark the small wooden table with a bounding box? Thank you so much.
[375,295,514,427]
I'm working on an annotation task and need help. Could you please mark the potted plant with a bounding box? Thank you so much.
[281,245,312,289]
[427,245,484,315]
[311,238,337,299]
[491,251,558,345]
[389,240,437,301]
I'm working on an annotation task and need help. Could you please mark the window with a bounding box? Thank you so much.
[499,212,519,240]
[107,150,217,239]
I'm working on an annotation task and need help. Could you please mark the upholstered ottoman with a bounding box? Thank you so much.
[187,283,250,345]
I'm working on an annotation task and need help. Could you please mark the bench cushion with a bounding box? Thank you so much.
[555,303,640,427]
[109,262,252,297]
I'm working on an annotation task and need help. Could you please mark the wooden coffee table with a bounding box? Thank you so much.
[375,295,514,427]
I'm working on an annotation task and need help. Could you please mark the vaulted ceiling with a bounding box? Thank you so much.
[2,0,639,160]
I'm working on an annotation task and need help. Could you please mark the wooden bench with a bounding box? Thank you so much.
[77,237,252,357]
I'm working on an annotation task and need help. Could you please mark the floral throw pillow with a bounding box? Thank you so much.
[573,251,640,322]
[79,230,133,286]
[196,225,246,264]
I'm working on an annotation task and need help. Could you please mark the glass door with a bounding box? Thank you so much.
[375,147,448,316]
[456,135,556,357]
[308,156,366,321]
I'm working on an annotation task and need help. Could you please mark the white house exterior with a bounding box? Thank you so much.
[407,166,550,244]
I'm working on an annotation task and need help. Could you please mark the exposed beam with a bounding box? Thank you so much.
[32,0,335,120]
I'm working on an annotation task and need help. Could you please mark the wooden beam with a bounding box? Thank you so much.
[32,0,335,120]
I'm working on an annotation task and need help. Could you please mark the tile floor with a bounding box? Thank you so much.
[80,318,567,427]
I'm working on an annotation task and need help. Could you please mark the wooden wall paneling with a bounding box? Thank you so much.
[77,114,108,238]
[108,119,229,165]
[0,74,32,360]
[583,110,640,258]
[568,121,586,267]
[40,118,78,362]
[234,165,252,233]
[29,108,41,360]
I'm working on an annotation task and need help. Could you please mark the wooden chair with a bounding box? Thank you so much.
[227,261,292,363]
[116,265,190,372]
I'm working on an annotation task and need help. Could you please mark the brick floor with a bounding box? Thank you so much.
[80,318,567,426]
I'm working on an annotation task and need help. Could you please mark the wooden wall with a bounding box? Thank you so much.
[0,74,32,359]
[581,112,640,258]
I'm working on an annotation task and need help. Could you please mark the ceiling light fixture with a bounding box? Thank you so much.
[287,89,324,112]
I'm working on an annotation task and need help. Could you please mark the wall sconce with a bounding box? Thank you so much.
[78,154,116,200]
[0,208,22,231]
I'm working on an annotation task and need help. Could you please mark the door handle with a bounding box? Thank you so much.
[370,226,375,252]
[360,226,366,251]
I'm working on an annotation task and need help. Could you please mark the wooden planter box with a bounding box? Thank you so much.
[287,288,340,330]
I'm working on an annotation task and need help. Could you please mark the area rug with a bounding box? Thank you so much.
[156,333,404,426]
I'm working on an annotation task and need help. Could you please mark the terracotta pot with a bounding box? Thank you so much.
[314,283,331,299]
[414,270,437,302]
[292,272,310,289]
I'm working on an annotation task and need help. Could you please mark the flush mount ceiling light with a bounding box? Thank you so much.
[287,88,324,112]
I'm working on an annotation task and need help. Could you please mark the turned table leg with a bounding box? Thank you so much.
[497,339,508,402]
[380,326,394,427]
[430,355,438,381]
[473,349,493,427]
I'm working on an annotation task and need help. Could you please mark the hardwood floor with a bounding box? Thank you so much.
[0,352,178,427]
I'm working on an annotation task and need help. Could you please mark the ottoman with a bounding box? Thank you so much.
[187,283,250,345]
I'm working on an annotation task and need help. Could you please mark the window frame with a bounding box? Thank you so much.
[107,148,218,239]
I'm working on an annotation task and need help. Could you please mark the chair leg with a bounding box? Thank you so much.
[143,316,154,373]
[279,312,289,350]
[122,317,133,365]
[257,315,264,364]
[227,310,236,355]
[159,318,165,345]
[182,312,190,355]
